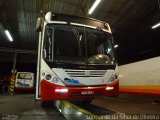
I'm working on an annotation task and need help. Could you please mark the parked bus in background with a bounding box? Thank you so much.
[14,72,35,91]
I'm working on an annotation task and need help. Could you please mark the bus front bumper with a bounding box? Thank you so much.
[41,80,119,101]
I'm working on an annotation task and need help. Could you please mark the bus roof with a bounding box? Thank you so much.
[45,12,111,32]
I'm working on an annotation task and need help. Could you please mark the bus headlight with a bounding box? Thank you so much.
[52,77,58,83]
[45,74,52,80]
[55,88,68,93]
[106,86,114,91]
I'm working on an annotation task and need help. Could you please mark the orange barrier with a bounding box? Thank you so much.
[120,86,160,97]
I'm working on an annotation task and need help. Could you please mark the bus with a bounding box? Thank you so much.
[35,12,119,104]
[14,72,35,91]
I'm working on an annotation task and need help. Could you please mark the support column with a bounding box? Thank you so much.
[9,52,17,95]
[12,52,17,75]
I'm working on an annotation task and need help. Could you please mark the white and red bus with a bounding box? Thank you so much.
[14,72,35,91]
[35,12,119,104]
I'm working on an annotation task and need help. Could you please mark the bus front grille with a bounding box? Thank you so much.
[64,69,107,77]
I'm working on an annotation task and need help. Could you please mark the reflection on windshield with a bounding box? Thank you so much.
[87,54,112,64]
[43,24,116,64]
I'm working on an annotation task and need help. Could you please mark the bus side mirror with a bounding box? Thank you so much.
[36,18,43,32]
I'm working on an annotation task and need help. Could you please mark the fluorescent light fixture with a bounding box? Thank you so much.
[114,44,118,48]
[55,88,68,93]
[88,0,101,15]
[5,30,13,42]
[151,22,160,29]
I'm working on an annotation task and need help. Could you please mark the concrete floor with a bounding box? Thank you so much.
[0,94,160,120]
[93,94,160,114]
[0,94,65,120]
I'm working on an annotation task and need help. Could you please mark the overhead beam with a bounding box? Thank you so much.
[0,47,37,54]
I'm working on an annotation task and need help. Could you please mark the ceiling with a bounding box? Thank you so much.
[0,0,160,64]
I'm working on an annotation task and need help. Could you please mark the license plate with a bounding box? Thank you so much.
[81,91,94,95]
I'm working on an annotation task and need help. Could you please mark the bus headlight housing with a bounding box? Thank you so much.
[42,71,63,85]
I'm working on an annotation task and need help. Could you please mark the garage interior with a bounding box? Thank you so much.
[0,0,160,120]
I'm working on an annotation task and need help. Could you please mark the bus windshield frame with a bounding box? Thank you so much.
[43,24,116,65]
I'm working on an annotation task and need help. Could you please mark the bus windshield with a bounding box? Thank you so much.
[43,24,116,65]
[17,73,33,80]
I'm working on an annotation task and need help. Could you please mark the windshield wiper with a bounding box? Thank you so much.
[68,22,80,42]
[67,22,82,56]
